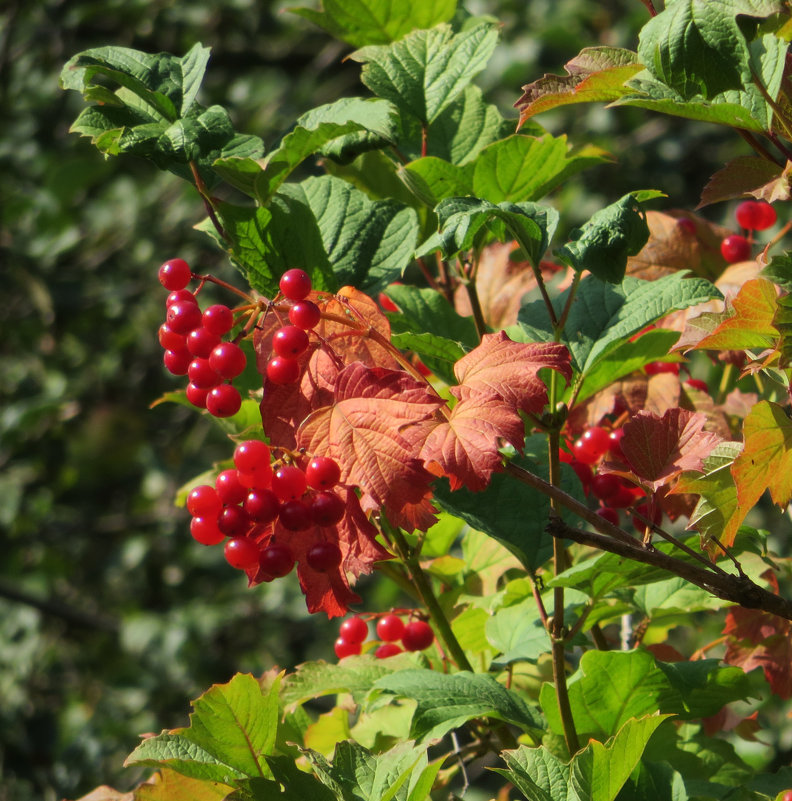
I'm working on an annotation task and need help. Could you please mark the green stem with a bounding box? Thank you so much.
[555,271,581,341]
[462,256,487,342]
[715,362,736,405]
[383,518,474,672]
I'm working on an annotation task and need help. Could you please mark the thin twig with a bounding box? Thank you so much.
[189,161,228,241]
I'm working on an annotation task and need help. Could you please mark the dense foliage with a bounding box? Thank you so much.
[7,1,792,800]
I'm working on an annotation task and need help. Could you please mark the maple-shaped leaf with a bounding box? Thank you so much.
[259,348,341,449]
[383,493,438,533]
[604,408,723,493]
[335,486,392,577]
[723,400,792,546]
[297,362,444,514]
[421,388,524,492]
[453,331,572,415]
[684,277,779,353]
[514,46,642,127]
[699,156,792,207]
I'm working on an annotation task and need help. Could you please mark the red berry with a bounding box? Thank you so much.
[185,382,210,408]
[339,616,368,644]
[685,378,709,393]
[288,300,321,330]
[244,489,280,524]
[609,485,641,509]
[632,502,662,534]
[259,542,295,577]
[572,426,611,465]
[163,348,191,376]
[158,258,192,291]
[569,460,593,493]
[376,614,405,642]
[206,384,242,418]
[267,356,300,385]
[215,469,247,506]
[780,791,792,801]
[158,323,186,351]
[166,301,202,334]
[273,326,310,358]
[401,620,434,652]
[306,456,341,490]
[272,465,307,501]
[676,217,696,235]
[237,469,272,490]
[591,473,621,501]
[210,342,246,379]
[234,440,271,474]
[224,537,260,570]
[188,357,222,389]
[187,485,222,518]
[608,429,625,461]
[309,491,346,526]
[735,200,776,231]
[187,327,221,358]
[278,499,313,531]
[644,361,679,376]
[279,269,312,301]
[335,638,362,659]
[306,541,342,572]
[375,643,403,659]
[190,516,225,546]
[596,507,620,527]
[202,304,234,336]
[720,234,751,263]
[218,504,251,537]
[166,289,197,307]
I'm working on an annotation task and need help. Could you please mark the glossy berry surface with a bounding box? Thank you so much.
[190,516,226,546]
[376,614,405,642]
[206,384,241,418]
[187,327,221,358]
[202,304,234,336]
[185,382,210,408]
[309,491,345,526]
[735,200,776,231]
[273,326,310,358]
[334,638,362,658]
[187,485,222,518]
[259,543,294,577]
[279,269,312,301]
[158,258,192,290]
[278,500,313,531]
[288,300,321,330]
[720,234,751,263]
[685,378,709,393]
[163,348,191,376]
[339,616,368,644]
[607,429,625,460]
[375,643,403,659]
[234,440,271,474]
[595,507,620,527]
[210,342,246,379]
[188,358,222,389]
[217,505,250,537]
[644,361,679,375]
[216,469,248,505]
[267,356,300,385]
[166,289,196,307]
[306,541,342,572]
[572,427,611,465]
[271,465,307,501]
[591,473,621,501]
[224,537,260,570]
[244,489,280,524]
[401,620,434,652]
[306,456,341,490]
[158,324,186,351]
[166,301,202,334]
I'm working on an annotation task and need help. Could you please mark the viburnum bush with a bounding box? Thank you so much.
[59,1,792,799]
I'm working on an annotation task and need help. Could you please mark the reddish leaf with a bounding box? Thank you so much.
[515,46,642,127]
[421,388,524,491]
[297,362,444,514]
[724,400,792,546]
[702,708,761,741]
[698,156,790,208]
[453,331,572,415]
[611,408,722,492]
[335,486,392,577]
[383,493,438,533]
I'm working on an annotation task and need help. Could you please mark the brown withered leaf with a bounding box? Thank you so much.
[699,156,791,208]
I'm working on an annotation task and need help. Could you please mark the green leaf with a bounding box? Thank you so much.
[238,756,338,801]
[390,331,466,386]
[486,598,552,666]
[761,251,792,292]
[371,669,544,741]
[540,650,760,741]
[416,196,558,268]
[350,23,499,124]
[517,272,722,376]
[290,0,457,48]
[556,194,650,283]
[496,715,669,801]
[126,673,280,781]
[304,740,439,801]
[636,0,783,101]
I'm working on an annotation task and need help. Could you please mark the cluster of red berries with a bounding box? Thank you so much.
[157,258,246,418]
[186,439,347,577]
[720,199,777,264]
[563,425,661,533]
[266,269,321,385]
[334,614,435,659]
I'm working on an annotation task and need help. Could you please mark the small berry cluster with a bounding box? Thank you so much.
[157,258,245,417]
[563,425,660,533]
[334,614,435,659]
[720,200,777,264]
[267,269,321,385]
[186,439,347,577]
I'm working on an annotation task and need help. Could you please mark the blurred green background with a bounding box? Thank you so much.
[0,1,760,798]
